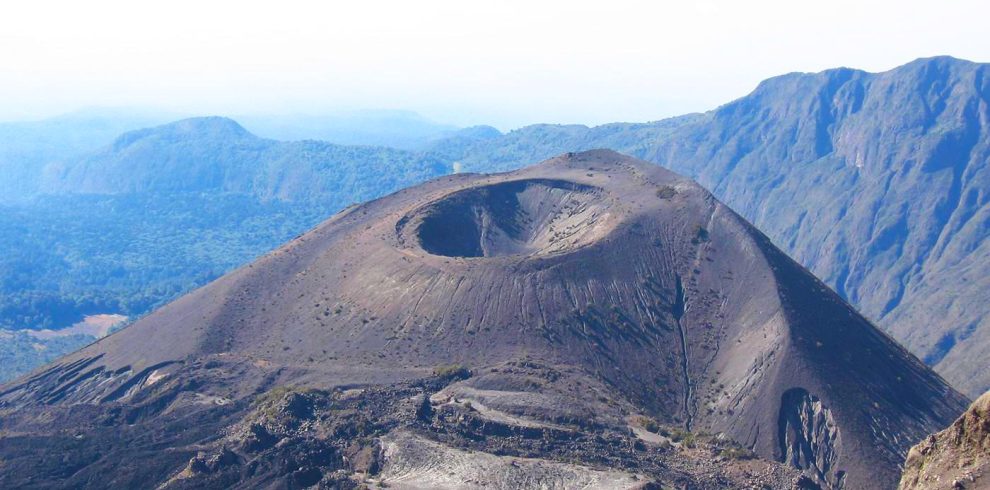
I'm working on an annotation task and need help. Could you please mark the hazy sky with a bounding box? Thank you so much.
[1,0,987,129]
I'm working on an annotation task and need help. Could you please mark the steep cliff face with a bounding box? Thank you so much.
[649,57,990,398]
[900,391,990,489]
[0,151,966,489]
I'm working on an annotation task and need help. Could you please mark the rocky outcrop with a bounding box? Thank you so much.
[778,388,843,488]
[900,391,990,490]
[143,370,813,489]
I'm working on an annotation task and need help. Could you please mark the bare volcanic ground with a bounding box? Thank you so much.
[0,150,968,489]
[899,391,990,490]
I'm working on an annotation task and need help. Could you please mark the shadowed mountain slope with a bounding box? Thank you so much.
[649,56,990,398]
[430,57,990,398]
[0,151,965,489]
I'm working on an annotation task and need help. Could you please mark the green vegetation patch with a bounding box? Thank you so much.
[433,364,471,380]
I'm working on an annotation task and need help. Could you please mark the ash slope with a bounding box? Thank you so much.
[0,150,966,489]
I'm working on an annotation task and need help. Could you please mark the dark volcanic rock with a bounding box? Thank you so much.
[0,150,967,489]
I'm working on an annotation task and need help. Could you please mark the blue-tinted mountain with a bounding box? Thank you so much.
[41,116,450,201]
[0,108,172,203]
[426,115,702,172]
[649,56,990,397]
[429,56,990,398]
[0,118,451,381]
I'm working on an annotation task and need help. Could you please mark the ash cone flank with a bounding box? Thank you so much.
[0,150,968,489]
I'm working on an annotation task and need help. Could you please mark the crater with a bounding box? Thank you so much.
[408,179,615,258]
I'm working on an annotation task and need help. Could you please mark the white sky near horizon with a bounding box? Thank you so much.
[0,0,987,129]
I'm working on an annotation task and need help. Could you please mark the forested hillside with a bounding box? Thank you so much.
[0,118,451,380]
[0,109,170,203]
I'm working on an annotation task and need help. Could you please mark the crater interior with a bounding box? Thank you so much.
[413,179,613,258]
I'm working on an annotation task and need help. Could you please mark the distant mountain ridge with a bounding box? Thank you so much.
[427,115,703,173]
[427,56,990,397]
[653,56,990,398]
[41,116,450,202]
[0,109,172,203]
